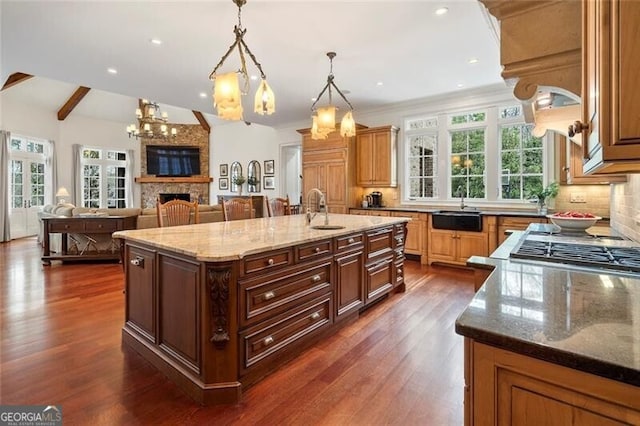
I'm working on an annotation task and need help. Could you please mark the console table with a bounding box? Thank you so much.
[42,215,137,264]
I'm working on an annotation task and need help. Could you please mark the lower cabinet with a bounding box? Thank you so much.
[365,256,394,303]
[497,216,547,245]
[465,339,640,425]
[335,250,365,319]
[391,211,427,264]
[428,228,488,266]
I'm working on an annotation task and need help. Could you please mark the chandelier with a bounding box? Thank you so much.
[126,100,177,139]
[209,0,275,121]
[310,52,356,140]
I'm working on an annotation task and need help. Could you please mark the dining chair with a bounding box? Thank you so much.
[266,196,291,217]
[222,197,255,221]
[156,198,199,227]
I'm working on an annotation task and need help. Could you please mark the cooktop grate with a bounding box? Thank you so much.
[511,240,640,274]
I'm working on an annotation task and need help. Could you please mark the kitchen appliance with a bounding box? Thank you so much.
[510,232,640,275]
[369,191,383,208]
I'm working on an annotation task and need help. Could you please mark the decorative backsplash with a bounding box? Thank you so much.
[611,176,640,242]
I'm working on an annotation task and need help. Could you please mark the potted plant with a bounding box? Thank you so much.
[232,174,246,195]
[531,182,559,214]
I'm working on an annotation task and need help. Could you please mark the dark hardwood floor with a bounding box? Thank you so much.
[1,237,475,425]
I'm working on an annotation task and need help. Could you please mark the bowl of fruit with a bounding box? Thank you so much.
[546,211,602,230]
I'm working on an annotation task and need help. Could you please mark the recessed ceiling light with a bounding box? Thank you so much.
[376,81,384,86]
[457,83,464,88]
[199,92,207,98]
[311,97,317,102]
[435,7,449,16]
[468,58,479,64]
[107,68,118,74]
[342,89,351,95]
[150,38,163,45]
[250,75,258,81]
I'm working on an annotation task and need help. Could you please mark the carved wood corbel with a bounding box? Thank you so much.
[208,267,231,349]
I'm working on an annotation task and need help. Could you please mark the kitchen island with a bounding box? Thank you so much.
[457,231,640,425]
[114,213,408,405]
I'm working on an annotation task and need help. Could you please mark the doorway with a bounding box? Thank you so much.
[8,136,49,239]
[280,143,302,206]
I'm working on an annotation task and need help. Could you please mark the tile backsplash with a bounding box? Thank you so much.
[554,185,611,219]
[611,175,640,242]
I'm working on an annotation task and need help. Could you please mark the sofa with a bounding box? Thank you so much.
[38,203,224,253]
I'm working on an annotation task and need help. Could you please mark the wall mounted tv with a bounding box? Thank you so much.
[146,145,201,177]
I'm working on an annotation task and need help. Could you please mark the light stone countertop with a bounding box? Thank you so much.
[114,213,409,262]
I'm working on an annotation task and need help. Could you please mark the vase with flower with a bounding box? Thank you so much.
[531,182,559,215]
[232,174,246,196]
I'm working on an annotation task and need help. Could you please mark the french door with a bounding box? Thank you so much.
[9,155,46,239]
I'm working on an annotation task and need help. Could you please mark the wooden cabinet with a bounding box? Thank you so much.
[497,216,547,245]
[356,126,399,187]
[557,134,627,185]
[427,216,490,266]
[465,339,640,425]
[299,128,358,214]
[579,0,640,175]
[335,249,364,320]
[391,211,426,262]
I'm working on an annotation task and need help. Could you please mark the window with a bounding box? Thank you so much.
[9,136,47,209]
[81,148,128,208]
[403,102,551,205]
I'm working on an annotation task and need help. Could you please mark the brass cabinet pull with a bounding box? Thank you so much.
[267,258,274,265]
[311,274,321,282]
[263,291,276,301]
[568,120,589,138]
[310,312,321,320]
[263,336,274,346]
[130,256,144,267]
[347,238,355,244]
[397,268,402,275]
[315,247,321,253]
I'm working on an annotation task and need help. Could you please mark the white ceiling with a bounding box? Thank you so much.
[1,0,503,128]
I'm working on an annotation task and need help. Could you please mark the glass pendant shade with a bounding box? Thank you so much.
[340,111,356,137]
[317,105,336,132]
[214,72,242,120]
[254,79,275,115]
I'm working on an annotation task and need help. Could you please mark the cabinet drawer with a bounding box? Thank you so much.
[336,232,364,253]
[49,221,85,233]
[498,216,546,227]
[368,210,391,217]
[392,211,420,220]
[240,296,331,374]
[295,239,333,263]
[85,220,119,232]
[239,261,332,328]
[365,256,394,303]
[366,227,394,260]
[242,248,293,276]
[394,261,404,287]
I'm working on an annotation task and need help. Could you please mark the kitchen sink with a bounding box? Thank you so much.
[432,211,482,232]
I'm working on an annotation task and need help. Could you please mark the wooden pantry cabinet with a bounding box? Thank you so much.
[356,126,399,187]
[573,0,640,174]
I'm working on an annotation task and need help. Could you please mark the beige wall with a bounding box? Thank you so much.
[611,176,640,242]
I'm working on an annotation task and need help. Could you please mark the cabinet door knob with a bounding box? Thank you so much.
[263,336,274,346]
[267,258,274,265]
[311,274,321,282]
[347,238,355,244]
[263,291,276,301]
[397,268,403,275]
[130,256,144,267]
[315,247,321,253]
[310,311,321,320]
[568,120,589,137]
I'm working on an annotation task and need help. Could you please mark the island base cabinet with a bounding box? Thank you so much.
[365,256,394,304]
[465,339,640,426]
[125,244,156,342]
[335,250,365,320]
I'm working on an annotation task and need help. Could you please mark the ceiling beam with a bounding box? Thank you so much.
[2,72,33,91]
[57,86,91,121]
[192,111,211,134]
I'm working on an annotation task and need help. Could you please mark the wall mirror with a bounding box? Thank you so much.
[247,160,261,193]
[230,161,242,192]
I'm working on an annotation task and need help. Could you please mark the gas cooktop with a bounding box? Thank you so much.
[511,238,640,274]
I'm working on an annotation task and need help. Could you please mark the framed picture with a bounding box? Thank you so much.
[263,176,275,190]
[264,160,274,175]
[219,178,229,190]
[220,164,228,177]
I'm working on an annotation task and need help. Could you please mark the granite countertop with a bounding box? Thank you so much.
[114,213,408,262]
[351,206,553,218]
[458,230,640,387]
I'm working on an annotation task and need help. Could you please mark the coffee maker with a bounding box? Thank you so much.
[369,191,383,208]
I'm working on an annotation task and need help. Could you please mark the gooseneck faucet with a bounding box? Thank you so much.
[457,185,466,210]
[306,188,329,226]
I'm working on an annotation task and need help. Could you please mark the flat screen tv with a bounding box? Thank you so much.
[146,145,201,177]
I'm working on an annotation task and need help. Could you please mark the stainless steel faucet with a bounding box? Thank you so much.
[306,188,329,226]
[457,185,466,210]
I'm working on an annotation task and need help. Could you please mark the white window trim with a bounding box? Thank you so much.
[80,147,129,208]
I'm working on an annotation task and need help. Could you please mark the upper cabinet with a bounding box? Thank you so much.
[556,134,626,185]
[356,126,399,187]
[575,0,640,174]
